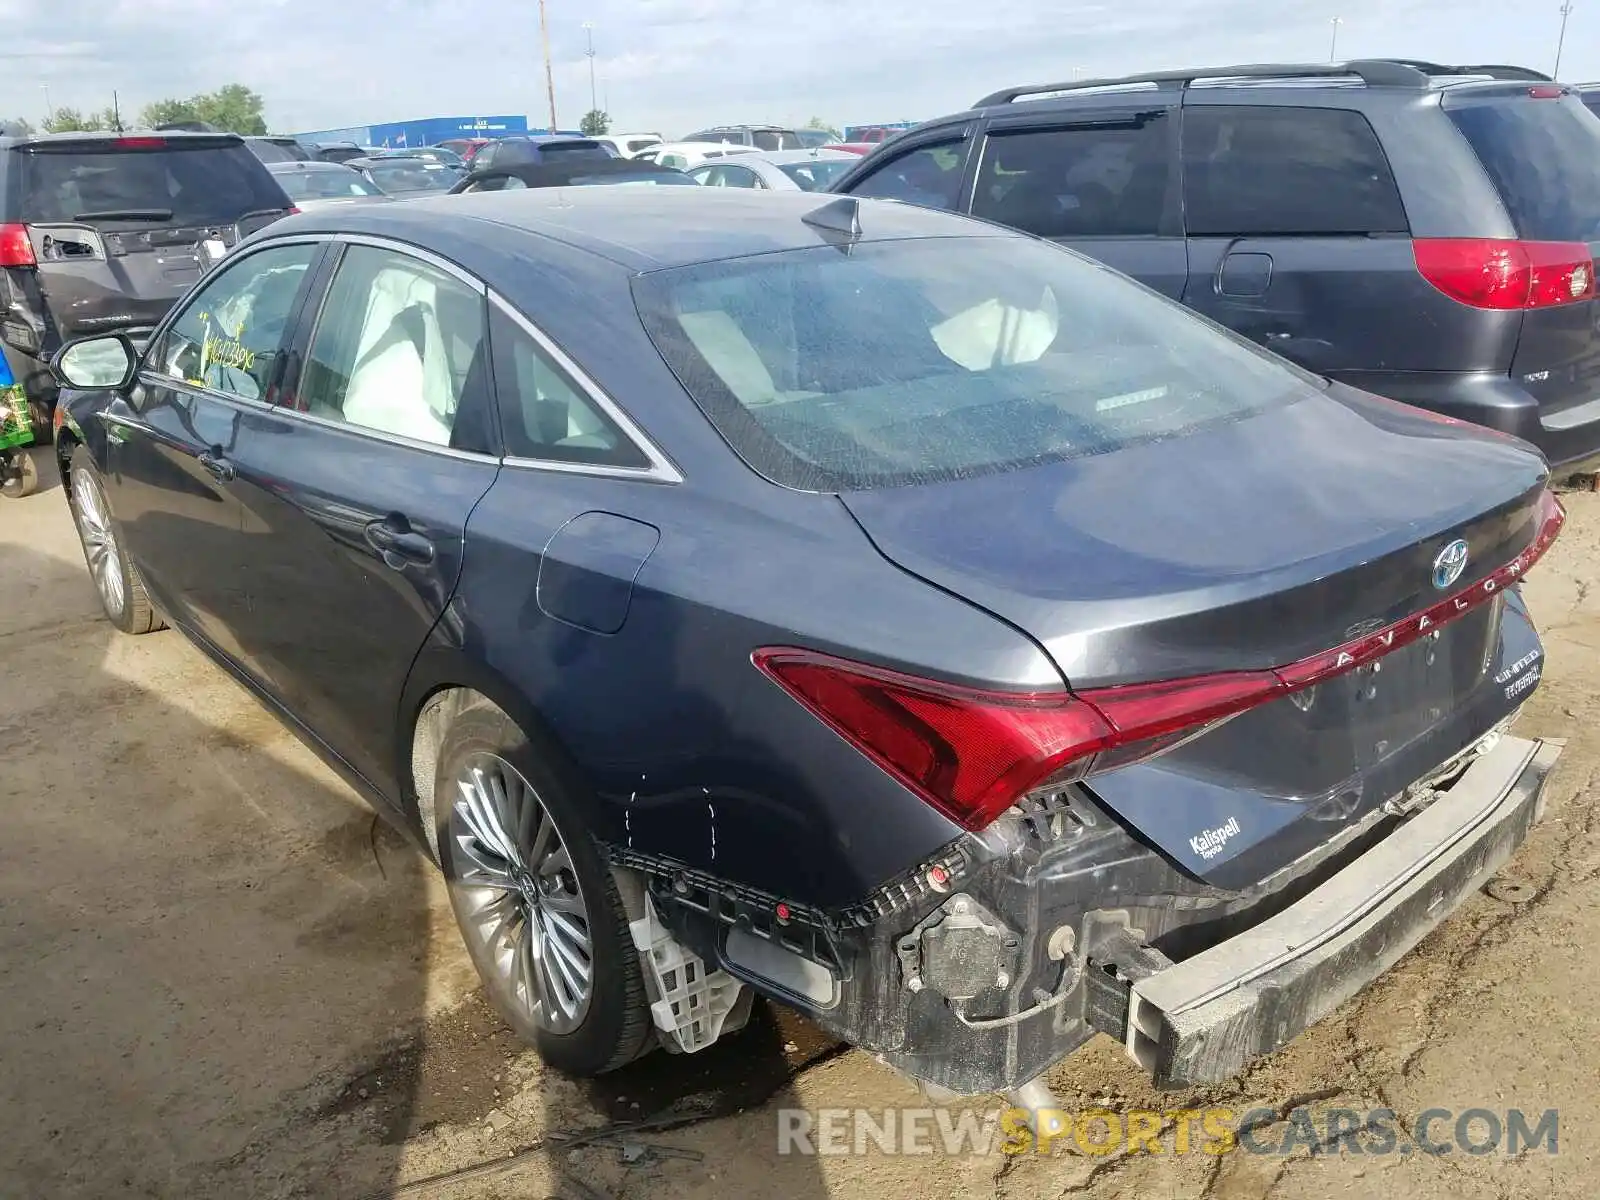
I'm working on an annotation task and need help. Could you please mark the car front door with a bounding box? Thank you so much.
[966,103,1187,299]
[100,239,322,656]
[222,238,501,798]
[839,127,977,214]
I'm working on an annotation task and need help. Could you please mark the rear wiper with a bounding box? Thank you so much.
[73,208,174,222]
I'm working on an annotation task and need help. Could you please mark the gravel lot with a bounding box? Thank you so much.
[3,452,1597,1199]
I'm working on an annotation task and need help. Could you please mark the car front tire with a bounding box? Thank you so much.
[434,697,653,1076]
[67,444,164,635]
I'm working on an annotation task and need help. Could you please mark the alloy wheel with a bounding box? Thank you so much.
[73,468,125,616]
[449,752,595,1034]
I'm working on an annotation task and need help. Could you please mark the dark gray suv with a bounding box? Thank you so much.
[833,60,1600,473]
[0,130,294,435]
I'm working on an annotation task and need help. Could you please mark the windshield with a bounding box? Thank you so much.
[633,236,1315,490]
[752,130,802,151]
[1446,94,1600,242]
[569,171,698,186]
[367,161,456,193]
[248,139,308,164]
[777,159,854,191]
[19,141,289,225]
[275,168,381,200]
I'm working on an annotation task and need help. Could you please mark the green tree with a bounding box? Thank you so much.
[139,84,266,135]
[580,109,610,136]
[42,107,105,133]
[194,84,267,135]
[140,98,202,129]
[0,117,33,136]
[805,115,841,139]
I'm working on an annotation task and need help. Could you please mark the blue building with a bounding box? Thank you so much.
[295,114,581,149]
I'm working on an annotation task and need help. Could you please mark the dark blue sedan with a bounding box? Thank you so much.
[47,188,1566,1099]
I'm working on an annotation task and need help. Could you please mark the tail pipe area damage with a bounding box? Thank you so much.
[608,729,1561,1095]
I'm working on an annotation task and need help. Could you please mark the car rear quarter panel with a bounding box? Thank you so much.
[451,468,1062,911]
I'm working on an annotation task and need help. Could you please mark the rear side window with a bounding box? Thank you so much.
[847,141,970,211]
[1181,107,1409,236]
[1584,95,1600,119]
[18,141,289,226]
[972,117,1173,237]
[633,236,1313,491]
[490,302,648,468]
[1446,96,1600,242]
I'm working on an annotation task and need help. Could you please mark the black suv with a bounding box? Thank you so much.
[832,60,1600,473]
[0,130,294,432]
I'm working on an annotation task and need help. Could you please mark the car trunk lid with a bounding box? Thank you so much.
[839,386,1559,885]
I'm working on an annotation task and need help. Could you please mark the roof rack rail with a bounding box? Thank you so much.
[973,60,1431,108]
[1366,58,1554,81]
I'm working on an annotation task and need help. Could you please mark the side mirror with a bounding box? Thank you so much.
[52,334,137,392]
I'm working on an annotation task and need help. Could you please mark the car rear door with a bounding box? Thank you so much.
[966,98,1188,299]
[4,135,294,354]
[99,239,322,655]
[222,237,501,798]
[1175,101,1446,376]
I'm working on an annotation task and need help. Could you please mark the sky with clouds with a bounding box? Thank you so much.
[0,0,1591,136]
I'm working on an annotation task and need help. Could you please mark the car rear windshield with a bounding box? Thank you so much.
[752,130,802,151]
[276,168,382,200]
[538,142,612,160]
[633,236,1316,490]
[1446,95,1600,242]
[18,140,289,226]
[777,159,854,191]
[367,161,456,192]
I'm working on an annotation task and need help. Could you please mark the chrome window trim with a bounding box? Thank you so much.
[488,291,683,484]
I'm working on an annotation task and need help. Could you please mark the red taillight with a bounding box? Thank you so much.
[0,223,35,266]
[1414,238,1595,310]
[1528,85,1566,99]
[286,205,302,215]
[755,491,1566,830]
[114,136,166,149]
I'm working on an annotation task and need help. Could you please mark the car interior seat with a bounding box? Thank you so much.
[341,266,455,444]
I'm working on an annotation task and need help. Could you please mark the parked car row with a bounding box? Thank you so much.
[9,63,1600,1148]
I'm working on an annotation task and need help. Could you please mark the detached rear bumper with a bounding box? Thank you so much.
[1125,734,1562,1087]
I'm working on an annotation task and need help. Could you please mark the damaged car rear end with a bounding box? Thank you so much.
[629,223,1565,1096]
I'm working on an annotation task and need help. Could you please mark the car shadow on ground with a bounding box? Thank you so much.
[0,539,431,1198]
[0,530,839,1199]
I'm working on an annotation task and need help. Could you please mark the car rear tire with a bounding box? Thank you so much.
[67,444,164,635]
[434,698,653,1076]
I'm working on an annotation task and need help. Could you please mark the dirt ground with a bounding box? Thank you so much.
[4,451,1599,1199]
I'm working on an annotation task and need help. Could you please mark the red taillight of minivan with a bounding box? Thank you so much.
[0,223,36,266]
[755,493,1566,831]
[1414,238,1596,310]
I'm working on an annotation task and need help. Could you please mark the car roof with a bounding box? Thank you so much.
[957,59,1557,118]
[267,160,353,172]
[646,141,758,153]
[708,148,856,166]
[264,188,1012,274]
[2,128,245,147]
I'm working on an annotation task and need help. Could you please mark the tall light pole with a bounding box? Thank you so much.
[1555,2,1575,78]
[40,82,51,121]
[1328,16,1343,62]
[583,22,598,116]
[538,0,557,133]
